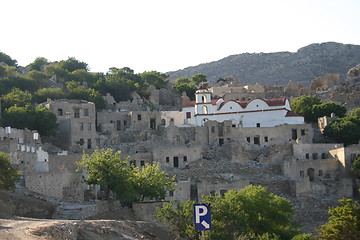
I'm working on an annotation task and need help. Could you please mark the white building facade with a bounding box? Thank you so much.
[183,86,304,127]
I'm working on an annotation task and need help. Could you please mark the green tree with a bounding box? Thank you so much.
[318,199,360,240]
[24,70,49,89]
[58,57,88,72]
[130,162,175,201]
[1,105,33,130]
[31,105,57,136]
[44,64,70,82]
[0,75,39,94]
[347,107,360,119]
[155,200,197,239]
[77,149,134,202]
[65,81,105,110]
[0,51,17,66]
[140,71,169,89]
[105,68,138,101]
[34,88,66,103]
[323,117,360,146]
[78,149,174,205]
[173,77,197,100]
[1,88,33,110]
[312,102,347,119]
[27,57,48,71]
[0,65,6,78]
[0,152,20,190]
[290,95,322,122]
[156,185,300,240]
[351,156,360,178]
[70,69,96,85]
[192,73,207,85]
[290,234,314,240]
[1,104,56,136]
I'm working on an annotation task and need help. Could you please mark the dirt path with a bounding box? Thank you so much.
[0,217,58,240]
[0,217,177,240]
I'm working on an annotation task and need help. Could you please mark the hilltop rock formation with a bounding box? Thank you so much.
[168,42,360,87]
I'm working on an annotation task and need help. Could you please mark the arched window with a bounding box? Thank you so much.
[202,95,207,103]
[202,105,208,114]
[307,168,315,181]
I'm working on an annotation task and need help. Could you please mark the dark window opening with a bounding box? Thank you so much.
[292,129,298,140]
[218,126,223,136]
[74,108,80,118]
[307,168,315,181]
[264,136,268,142]
[183,156,187,162]
[211,126,215,133]
[232,124,236,128]
[166,157,169,162]
[169,191,174,197]
[58,108,63,116]
[219,138,224,146]
[161,119,166,125]
[319,170,323,176]
[186,112,191,119]
[256,123,260,127]
[312,153,318,160]
[301,129,306,135]
[220,189,227,196]
[306,153,310,159]
[247,137,251,142]
[173,157,179,168]
[300,170,304,177]
[88,123,91,131]
[80,123,84,131]
[87,139,92,149]
[254,136,260,145]
[321,153,327,159]
[83,108,89,117]
[150,118,156,129]
[117,120,121,130]
[123,120,127,126]
[140,160,145,166]
[137,114,142,121]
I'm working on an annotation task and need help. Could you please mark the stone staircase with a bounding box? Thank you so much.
[53,202,108,220]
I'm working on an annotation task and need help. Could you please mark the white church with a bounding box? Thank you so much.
[183,85,304,127]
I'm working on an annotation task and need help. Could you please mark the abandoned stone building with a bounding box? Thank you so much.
[44,99,98,151]
[2,82,359,214]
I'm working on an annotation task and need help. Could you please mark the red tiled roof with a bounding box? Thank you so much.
[198,85,208,90]
[184,97,288,109]
[263,98,287,106]
[183,100,196,107]
[232,98,286,109]
[285,111,302,117]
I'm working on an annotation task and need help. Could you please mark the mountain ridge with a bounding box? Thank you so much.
[167,42,360,86]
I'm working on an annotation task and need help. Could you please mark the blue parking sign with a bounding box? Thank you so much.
[194,203,212,230]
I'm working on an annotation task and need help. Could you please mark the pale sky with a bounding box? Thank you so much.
[1,0,359,74]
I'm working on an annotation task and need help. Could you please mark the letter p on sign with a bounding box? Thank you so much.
[194,203,211,230]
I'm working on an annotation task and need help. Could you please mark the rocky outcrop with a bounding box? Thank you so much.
[168,42,360,87]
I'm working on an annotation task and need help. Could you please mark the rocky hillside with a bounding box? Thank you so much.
[168,42,360,86]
